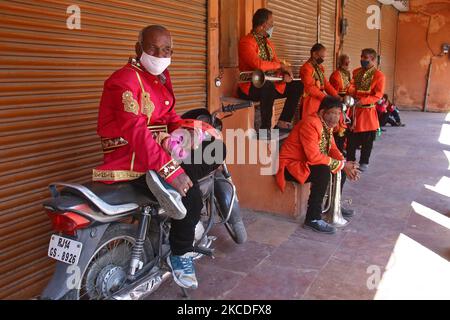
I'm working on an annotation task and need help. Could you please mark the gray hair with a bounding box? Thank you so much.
[337,54,349,68]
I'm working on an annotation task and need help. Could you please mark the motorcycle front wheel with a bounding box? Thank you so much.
[219,198,247,244]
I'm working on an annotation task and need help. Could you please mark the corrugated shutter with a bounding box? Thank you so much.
[319,0,337,76]
[268,0,318,76]
[380,5,398,100]
[343,0,379,72]
[0,0,207,299]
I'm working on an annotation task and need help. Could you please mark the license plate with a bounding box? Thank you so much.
[48,235,83,265]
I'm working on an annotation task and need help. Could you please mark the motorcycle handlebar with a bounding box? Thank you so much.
[221,101,253,113]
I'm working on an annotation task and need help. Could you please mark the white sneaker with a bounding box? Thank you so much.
[145,170,187,220]
[167,253,198,289]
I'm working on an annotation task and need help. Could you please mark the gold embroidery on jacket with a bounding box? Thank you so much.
[159,159,181,180]
[312,62,325,88]
[92,169,145,181]
[122,91,139,115]
[329,159,341,172]
[142,91,155,120]
[252,31,273,61]
[134,71,155,122]
[319,120,333,155]
[339,70,351,91]
[354,67,376,93]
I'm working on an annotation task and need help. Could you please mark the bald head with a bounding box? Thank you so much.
[136,25,173,59]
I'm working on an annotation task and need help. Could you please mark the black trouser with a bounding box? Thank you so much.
[134,139,226,256]
[390,109,401,123]
[172,139,226,255]
[238,80,303,130]
[285,165,346,223]
[346,131,376,165]
[333,132,347,155]
[379,111,396,127]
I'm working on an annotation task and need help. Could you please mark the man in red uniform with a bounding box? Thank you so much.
[346,48,385,172]
[276,96,360,234]
[300,43,340,119]
[93,25,225,289]
[238,8,303,139]
[329,54,352,154]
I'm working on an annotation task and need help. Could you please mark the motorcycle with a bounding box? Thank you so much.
[40,101,252,300]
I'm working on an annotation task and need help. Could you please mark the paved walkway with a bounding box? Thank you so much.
[148,111,450,300]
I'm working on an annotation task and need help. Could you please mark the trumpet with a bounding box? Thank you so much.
[322,171,349,227]
[239,69,301,89]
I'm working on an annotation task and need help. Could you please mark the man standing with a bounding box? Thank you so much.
[299,43,339,119]
[276,96,360,234]
[346,48,385,172]
[238,8,303,139]
[329,54,352,153]
[93,25,225,289]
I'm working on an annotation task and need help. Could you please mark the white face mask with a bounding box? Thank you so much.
[140,51,171,75]
[266,26,274,38]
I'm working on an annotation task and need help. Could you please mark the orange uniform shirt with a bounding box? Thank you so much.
[348,67,385,133]
[276,113,345,192]
[238,32,284,95]
[329,69,352,134]
[300,60,338,117]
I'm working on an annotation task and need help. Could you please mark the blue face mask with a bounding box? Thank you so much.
[360,60,370,68]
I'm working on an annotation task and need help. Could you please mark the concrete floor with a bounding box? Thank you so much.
[148,111,450,300]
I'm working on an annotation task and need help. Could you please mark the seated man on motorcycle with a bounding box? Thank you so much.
[93,25,225,289]
[275,96,360,234]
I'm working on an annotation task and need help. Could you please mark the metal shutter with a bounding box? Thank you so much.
[379,4,398,100]
[319,0,338,76]
[342,0,379,72]
[268,0,318,76]
[0,0,207,299]
[267,0,318,124]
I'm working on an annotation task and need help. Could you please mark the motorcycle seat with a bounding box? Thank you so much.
[83,181,158,207]
[52,180,158,216]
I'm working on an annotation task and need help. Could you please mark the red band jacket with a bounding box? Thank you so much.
[93,62,184,184]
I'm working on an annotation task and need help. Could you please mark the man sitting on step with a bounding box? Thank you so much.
[275,96,360,234]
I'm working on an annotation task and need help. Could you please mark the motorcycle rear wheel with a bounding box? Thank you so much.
[62,223,153,300]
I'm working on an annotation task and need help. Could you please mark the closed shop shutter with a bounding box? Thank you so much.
[380,4,398,100]
[342,0,379,73]
[267,0,318,123]
[319,0,338,76]
[268,0,318,76]
[0,0,207,299]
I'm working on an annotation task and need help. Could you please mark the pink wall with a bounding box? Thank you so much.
[395,1,450,112]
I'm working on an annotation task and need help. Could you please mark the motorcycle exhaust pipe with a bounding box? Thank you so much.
[111,269,172,300]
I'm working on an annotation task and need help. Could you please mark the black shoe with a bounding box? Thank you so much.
[257,128,289,140]
[380,128,387,132]
[341,207,354,218]
[273,125,292,134]
[304,219,336,234]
